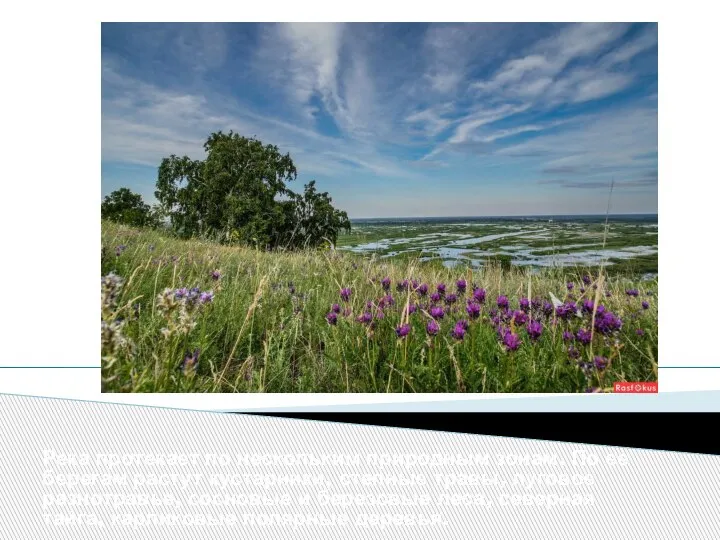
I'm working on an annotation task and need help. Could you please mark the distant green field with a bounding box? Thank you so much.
[102,220,658,394]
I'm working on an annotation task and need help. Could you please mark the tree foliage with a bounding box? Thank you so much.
[153,131,350,248]
[284,181,350,249]
[101,188,160,228]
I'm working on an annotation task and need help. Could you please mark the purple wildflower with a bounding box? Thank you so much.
[636,328,645,336]
[375,310,385,320]
[175,288,189,299]
[288,282,296,294]
[395,324,411,339]
[579,287,586,293]
[582,275,592,285]
[381,277,391,291]
[340,288,352,302]
[502,330,522,351]
[430,292,442,303]
[211,270,221,281]
[426,319,440,336]
[356,312,372,324]
[567,282,574,291]
[497,295,509,309]
[556,302,579,320]
[513,310,528,326]
[582,299,595,314]
[445,293,458,305]
[397,279,409,292]
[593,356,609,371]
[594,311,623,334]
[542,301,554,316]
[473,288,486,303]
[626,289,639,297]
[407,303,418,315]
[563,330,574,342]
[456,279,467,293]
[436,283,446,296]
[642,301,650,310]
[331,303,341,313]
[430,306,445,320]
[180,349,200,375]
[568,346,580,360]
[451,321,466,341]
[417,283,429,296]
[519,297,530,312]
[198,291,214,304]
[379,294,395,308]
[326,312,338,325]
[466,302,481,320]
[576,328,592,345]
[527,320,543,341]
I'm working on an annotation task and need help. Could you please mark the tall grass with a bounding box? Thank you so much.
[101,221,658,393]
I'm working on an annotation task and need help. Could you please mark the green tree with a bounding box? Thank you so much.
[285,181,351,249]
[154,131,350,249]
[101,188,158,228]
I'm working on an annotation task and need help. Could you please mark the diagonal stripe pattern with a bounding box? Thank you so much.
[1,394,718,539]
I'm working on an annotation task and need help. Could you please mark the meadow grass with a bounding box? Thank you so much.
[101,220,658,393]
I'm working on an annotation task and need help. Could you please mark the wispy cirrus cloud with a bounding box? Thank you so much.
[102,23,658,216]
[102,62,419,184]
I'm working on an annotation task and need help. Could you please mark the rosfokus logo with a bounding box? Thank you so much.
[613,382,658,393]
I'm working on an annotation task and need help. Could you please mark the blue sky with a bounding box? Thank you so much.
[101,23,658,218]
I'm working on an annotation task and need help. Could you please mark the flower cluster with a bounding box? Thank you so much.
[101,273,124,318]
[180,348,200,376]
[101,273,132,359]
[593,307,623,335]
[500,328,522,351]
[156,286,215,338]
[324,275,644,384]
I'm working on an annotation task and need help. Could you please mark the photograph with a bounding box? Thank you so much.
[100,22,658,393]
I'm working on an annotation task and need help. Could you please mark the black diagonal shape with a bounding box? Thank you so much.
[243,413,719,455]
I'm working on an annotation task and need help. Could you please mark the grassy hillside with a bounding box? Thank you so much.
[101,221,658,393]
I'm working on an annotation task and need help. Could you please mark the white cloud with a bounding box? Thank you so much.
[600,24,658,66]
[404,103,456,137]
[498,104,658,186]
[102,23,657,214]
[102,63,420,184]
[256,23,346,123]
[422,25,472,95]
[448,104,531,144]
[471,23,638,104]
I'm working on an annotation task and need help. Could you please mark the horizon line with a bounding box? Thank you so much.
[348,212,659,220]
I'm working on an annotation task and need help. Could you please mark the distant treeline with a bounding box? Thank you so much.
[101,131,350,249]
